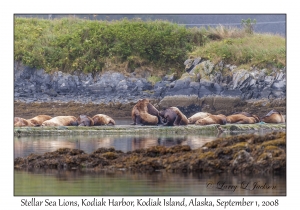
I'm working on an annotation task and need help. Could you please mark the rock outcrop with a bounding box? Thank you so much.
[14,59,286,118]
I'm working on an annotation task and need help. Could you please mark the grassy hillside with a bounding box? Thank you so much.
[14,17,286,77]
[14,17,203,75]
[189,33,286,69]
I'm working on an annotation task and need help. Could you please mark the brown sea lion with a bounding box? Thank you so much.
[77,114,94,126]
[131,99,159,125]
[261,110,285,123]
[195,114,227,125]
[27,115,52,126]
[233,112,253,117]
[159,108,177,126]
[14,117,34,127]
[226,113,260,124]
[169,107,189,126]
[146,100,162,124]
[159,107,188,126]
[41,116,78,126]
[14,117,22,125]
[188,112,211,124]
[92,114,115,126]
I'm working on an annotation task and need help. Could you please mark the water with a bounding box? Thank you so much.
[14,120,286,196]
[14,133,225,158]
[14,169,286,196]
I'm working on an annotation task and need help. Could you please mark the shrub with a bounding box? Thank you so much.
[241,18,257,34]
[14,17,286,76]
[189,34,285,69]
[14,17,207,74]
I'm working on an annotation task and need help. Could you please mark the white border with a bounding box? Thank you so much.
[3,1,296,209]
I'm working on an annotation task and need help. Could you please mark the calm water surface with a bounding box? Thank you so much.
[14,133,227,158]
[14,169,286,196]
[14,120,286,196]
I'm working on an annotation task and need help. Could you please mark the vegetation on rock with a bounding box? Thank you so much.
[14,131,286,174]
[14,17,285,78]
[189,34,285,70]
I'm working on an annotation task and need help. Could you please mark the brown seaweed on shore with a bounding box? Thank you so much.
[14,132,286,175]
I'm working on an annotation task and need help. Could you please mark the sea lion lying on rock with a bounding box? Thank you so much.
[14,117,34,127]
[42,116,78,126]
[159,107,188,126]
[188,112,211,124]
[159,108,177,126]
[261,110,285,123]
[170,107,189,126]
[195,114,227,125]
[226,113,260,124]
[27,115,52,126]
[131,99,159,125]
[77,114,94,126]
[92,114,115,126]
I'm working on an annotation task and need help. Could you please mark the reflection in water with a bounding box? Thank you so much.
[14,129,286,196]
[14,133,229,158]
[14,169,286,196]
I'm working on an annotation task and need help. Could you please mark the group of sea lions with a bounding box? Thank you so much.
[14,114,115,127]
[14,99,285,127]
[131,99,285,126]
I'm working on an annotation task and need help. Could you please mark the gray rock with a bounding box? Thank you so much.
[184,59,193,66]
[116,80,128,91]
[200,80,223,95]
[45,89,58,97]
[269,90,285,99]
[198,86,213,98]
[232,70,248,89]
[164,77,199,96]
[264,76,275,86]
[163,73,177,82]
[184,59,194,72]
[192,57,202,66]
[271,80,286,90]
[221,88,242,97]
[275,72,285,81]
[152,81,170,98]
[229,65,237,71]
[14,61,286,103]
[20,66,35,80]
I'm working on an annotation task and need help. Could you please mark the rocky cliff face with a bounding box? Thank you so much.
[14,60,286,118]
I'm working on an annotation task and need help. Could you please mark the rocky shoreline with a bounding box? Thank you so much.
[14,60,286,118]
[14,131,286,175]
[14,58,286,104]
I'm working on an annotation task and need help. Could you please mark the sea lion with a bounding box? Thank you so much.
[233,112,253,117]
[14,117,22,125]
[195,114,227,125]
[188,112,211,124]
[169,107,189,126]
[146,100,162,124]
[92,114,115,126]
[77,114,94,126]
[131,99,159,125]
[159,107,188,126]
[226,113,260,124]
[261,110,285,123]
[14,117,34,127]
[159,108,177,126]
[27,115,52,126]
[41,116,78,126]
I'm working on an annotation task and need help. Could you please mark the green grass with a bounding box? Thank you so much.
[189,33,286,69]
[147,75,162,85]
[15,17,205,74]
[14,17,286,77]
